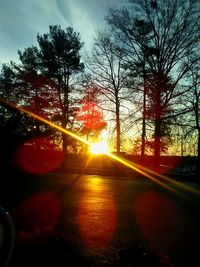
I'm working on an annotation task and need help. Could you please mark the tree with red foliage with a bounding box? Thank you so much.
[76,85,107,141]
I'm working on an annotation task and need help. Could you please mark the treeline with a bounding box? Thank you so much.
[0,0,200,173]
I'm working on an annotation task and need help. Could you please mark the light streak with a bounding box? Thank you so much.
[1,99,90,146]
[105,152,185,197]
[1,98,200,198]
[129,160,200,196]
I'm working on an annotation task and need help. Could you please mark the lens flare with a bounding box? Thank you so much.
[134,191,197,257]
[12,192,60,231]
[14,137,65,174]
[1,97,200,198]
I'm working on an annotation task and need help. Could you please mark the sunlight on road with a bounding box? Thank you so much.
[78,177,116,248]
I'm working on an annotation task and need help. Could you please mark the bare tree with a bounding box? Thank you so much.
[85,30,128,153]
[106,0,200,169]
[178,64,200,174]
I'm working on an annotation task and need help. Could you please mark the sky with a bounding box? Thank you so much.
[0,0,125,65]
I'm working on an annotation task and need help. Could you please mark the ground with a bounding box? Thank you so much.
[1,169,200,267]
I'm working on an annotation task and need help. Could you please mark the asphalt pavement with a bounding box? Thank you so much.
[2,172,200,267]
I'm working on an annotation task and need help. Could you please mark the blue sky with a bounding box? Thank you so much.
[0,0,124,64]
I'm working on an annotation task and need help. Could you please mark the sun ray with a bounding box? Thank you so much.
[1,97,200,198]
[106,152,185,197]
[1,98,90,146]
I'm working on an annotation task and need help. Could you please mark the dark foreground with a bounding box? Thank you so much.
[1,171,200,267]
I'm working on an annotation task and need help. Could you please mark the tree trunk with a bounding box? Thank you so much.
[61,117,67,152]
[194,101,200,176]
[35,85,40,149]
[116,99,121,153]
[141,69,146,162]
[154,84,161,172]
[154,118,161,172]
[62,71,70,156]
[196,128,200,176]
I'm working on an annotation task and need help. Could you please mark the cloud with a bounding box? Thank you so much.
[0,0,70,62]
[0,0,121,63]
[55,0,115,51]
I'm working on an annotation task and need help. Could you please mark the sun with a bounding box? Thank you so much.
[90,140,109,155]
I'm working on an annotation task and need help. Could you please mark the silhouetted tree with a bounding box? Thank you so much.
[178,64,200,174]
[37,25,84,153]
[106,0,200,169]
[15,46,58,134]
[121,18,153,160]
[86,30,128,153]
[0,65,37,170]
[0,63,17,102]
[0,25,84,156]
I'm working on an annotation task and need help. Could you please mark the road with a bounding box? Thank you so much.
[3,173,200,267]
